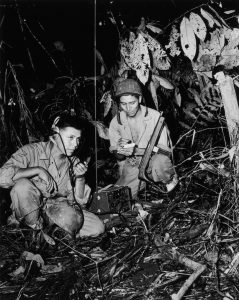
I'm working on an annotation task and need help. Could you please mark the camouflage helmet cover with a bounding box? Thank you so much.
[115,79,142,98]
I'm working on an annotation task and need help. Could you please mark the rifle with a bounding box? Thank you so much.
[138,116,170,185]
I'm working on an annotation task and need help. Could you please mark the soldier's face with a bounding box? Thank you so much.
[57,127,82,156]
[119,95,141,117]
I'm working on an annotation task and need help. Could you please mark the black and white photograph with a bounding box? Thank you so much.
[0,0,239,299]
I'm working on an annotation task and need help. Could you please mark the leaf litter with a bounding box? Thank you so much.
[0,128,239,299]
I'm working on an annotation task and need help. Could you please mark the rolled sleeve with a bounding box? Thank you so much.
[75,184,91,205]
[0,147,29,188]
[0,165,20,188]
[157,124,172,153]
[109,118,121,152]
[68,184,91,206]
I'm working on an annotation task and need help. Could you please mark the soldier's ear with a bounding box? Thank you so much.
[139,96,142,103]
[53,126,60,133]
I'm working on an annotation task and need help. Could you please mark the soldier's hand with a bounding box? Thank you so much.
[117,145,135,156]
[38,167,57,194]
[74,160,88,178]
[118,138,131,147]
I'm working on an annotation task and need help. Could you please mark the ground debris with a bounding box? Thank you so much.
[1,163,239,299]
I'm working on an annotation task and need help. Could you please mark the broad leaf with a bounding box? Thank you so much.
[200,8,216,28]
[189,12,207,41]
[188,88,204,107]
[120,32,150,84]
[224,10,235,15]
[208,5,229,28]
[153,74,174,90]
[42,231,56,246]
[145,32,171,70]
[218,28,239,68]
[100,91,113,117]
[165,25,181,57]
[180,17,197,61]
[149,80,158,110]
[91,121,109,140]
[118,58,131,77]
[22,251,45,267]
[174,88,182,107]
[146,24,163,34]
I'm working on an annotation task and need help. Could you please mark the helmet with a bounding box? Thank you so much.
[115,79,142,98]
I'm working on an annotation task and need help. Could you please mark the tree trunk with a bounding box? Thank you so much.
[216,74,239,142]
[216,73,239,189]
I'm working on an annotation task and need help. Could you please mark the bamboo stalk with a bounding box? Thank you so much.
[171,263,206,300]
[171,251,206,300]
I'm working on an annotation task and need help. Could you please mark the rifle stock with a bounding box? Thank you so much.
[138,116,165,184]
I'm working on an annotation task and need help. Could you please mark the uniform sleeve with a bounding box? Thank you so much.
[0,147,30,188]
[109,118,121,152]
[67,183,91,205]
[75,184,91,205]
[157,123,172,153]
